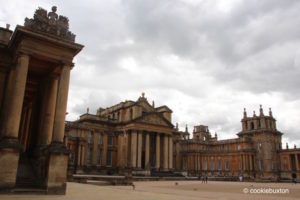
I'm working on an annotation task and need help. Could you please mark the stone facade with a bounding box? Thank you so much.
[67,102,300,182]
[175,106,300,181]
[0,7,83,194]
[65,93,174,176]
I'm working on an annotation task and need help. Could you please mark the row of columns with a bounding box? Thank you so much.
[130,131,173,170]
[1,53,71,148]
[186,154,254,172]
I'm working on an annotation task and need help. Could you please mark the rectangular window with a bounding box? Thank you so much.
[87,148,92,165]
[98,134,102,145]
[97,149,102,165]
[107,151,112,166]
[108,135,113,146]
[218,159,222,170]
[225,160,229,170]
[89,131,93,144]
[210,159,214,171]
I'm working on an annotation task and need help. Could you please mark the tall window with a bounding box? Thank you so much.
[130,108,133,120]
[98,134,102,145]
[87,148,92,165]
[203,160,207,170]
[218,159,222,170]
[237,144,241,151]
[108,135,113,146]
[97,149,102,165]
[210,158,214,171]
[88,131,93,144]
[250,122,254,130]
[107,151,112,166]
[225,160,229,170]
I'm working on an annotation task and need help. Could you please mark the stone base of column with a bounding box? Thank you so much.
[0,148,20,192]
[46,142,69,194]
[0,137,23,193]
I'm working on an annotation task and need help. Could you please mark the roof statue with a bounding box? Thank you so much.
[24,6,76,42]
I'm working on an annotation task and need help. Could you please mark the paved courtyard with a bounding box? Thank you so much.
[0,181,299,200]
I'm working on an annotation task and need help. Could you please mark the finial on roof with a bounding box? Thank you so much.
[185,124,188,132]
[87,107,89,114]
[259,105,264,116]
[6,24,10,29]
[253,111,256,117]
[269,108,273,117]
[142,92,145,98]
[243,108,247,118]
[286,143,289,149]
[152,100,155,108]
[176,122,178,130]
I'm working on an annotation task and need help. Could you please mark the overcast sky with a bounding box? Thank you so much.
[1,0,299,147]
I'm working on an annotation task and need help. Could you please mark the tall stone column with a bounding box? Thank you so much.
[19,107,28,145]
[0,54,29,191]
[243,154,246,171]
[295,154,299,171]
[51,65,71,144]
[102,134,107,166]
[47,64,71,194]
[249,155,253,171]
[39,78,58,145]
[163,135,169,170]
[131,131,137,168]
[145,133,150,170]
[168,136,173,170]
[1,54,29,140]
[155,133,160,170]
[23,105,33,149]
[137,131,142,169]
[0,68,15,138]
[117,133,124,168]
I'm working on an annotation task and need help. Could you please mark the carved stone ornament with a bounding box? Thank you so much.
[24,6,76,42]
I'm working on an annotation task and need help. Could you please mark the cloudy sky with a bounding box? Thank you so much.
[1,0,300,147]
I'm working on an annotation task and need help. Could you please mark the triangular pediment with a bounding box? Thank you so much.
[134,113,173,127]
[136,100,154,112]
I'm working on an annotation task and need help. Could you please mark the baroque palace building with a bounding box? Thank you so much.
[66,95,300,181]
[65,93,174,176]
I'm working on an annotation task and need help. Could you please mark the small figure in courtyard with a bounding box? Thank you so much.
[205,175,208,183]
[202,176,205,183]
[132,183,135,190]
[292,173,297,184]
[239,175,243,182]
